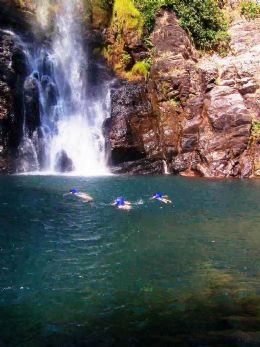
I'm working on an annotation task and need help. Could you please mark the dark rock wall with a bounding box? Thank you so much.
[0,29,28,172]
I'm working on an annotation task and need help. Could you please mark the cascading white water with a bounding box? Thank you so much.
[18,0,110,175]
[48,0,109,175]
[163,160,170,175]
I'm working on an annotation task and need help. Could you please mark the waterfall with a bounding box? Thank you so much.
[18,0,110,175]
[163,160,170,175]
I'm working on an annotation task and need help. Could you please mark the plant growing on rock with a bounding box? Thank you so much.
[251,120,260,138]
[112,0,143,34]
[125,58,151,80]
[102,0,145,78]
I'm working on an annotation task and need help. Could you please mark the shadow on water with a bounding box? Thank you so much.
[2,265,260,347]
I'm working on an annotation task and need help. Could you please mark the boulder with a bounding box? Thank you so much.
[54,150,74,173]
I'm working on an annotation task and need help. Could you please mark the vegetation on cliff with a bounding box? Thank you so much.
[251,120,260,139]
[102,0,146,79]
[102,0,229,49]
[241,0,260,19]
[135,0,229,50]
[101,0,230,80]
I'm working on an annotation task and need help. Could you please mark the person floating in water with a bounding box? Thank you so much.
[151,192,172,204]
[111,197,132,210]
[65,188,93,202]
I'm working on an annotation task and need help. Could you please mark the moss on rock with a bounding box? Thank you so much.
[90,0,111,29]
[125,59,151,80]
[111,0,143,34]
[103,0,145,78]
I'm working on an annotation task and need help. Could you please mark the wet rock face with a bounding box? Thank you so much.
[107,81,164,173]
[23,75,41,136]
[0,30,28,172]
[108,9,260,178]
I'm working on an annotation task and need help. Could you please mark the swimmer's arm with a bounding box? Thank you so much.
[125,201,131,205]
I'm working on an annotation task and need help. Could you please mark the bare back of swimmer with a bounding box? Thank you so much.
[65,188,93,202]
[111,197,132,210]
[151,192,172,204]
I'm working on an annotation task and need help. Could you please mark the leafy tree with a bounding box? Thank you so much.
[133,0,229,50]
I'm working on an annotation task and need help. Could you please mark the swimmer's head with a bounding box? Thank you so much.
[153,192,162,199]
[115,197,125,206]
[70,188,78,194]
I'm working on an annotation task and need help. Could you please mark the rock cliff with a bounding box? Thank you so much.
[0,29,29,172]
[107,8,260,178]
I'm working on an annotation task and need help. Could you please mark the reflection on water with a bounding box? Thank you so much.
[0,176,260,346]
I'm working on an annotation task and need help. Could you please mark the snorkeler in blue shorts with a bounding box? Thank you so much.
[64,188,93,202]
[151,192,172,204]
[111,197,132,210]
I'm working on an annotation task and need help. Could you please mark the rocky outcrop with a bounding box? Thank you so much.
[107,81,160,170]
[193,16,260,178]
[108,9,260,178]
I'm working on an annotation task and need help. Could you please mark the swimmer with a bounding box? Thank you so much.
[64,188,93,202]
[111,197,132,210]
[150,192,172,204]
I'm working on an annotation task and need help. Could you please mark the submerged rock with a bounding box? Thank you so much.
[54,150,74,173]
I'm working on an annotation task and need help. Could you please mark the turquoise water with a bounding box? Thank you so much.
[1,175,260,347]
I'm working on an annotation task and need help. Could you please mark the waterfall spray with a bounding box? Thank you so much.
[47,0,109,175]
[163,160,170,175]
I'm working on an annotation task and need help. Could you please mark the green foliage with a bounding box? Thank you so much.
[126,59,152,80]
[241,0,260,19]
[112,0,144,34]
[100,0,113,10]
[251,120,260,138]
[168,98,180,107]
[133,0,163,32]
[18,0,25,7]
[103,0,144,77]
[133,0,229,50]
